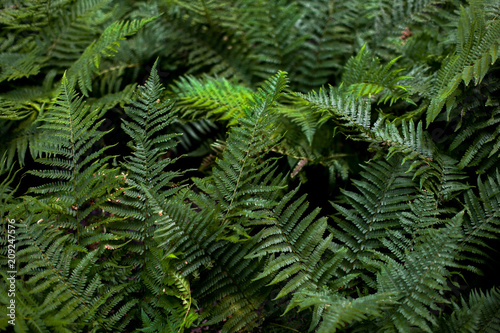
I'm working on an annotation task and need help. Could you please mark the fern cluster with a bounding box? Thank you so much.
[2,0,500,332]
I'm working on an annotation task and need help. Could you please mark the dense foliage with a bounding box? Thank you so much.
[1,0,500,332]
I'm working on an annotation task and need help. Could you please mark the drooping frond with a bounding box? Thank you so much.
[138,247,198,332]
[299,86,434,166]
[277,94,326,145]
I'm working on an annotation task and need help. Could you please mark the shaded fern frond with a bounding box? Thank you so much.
[243,0,307,82]
[342,44,413,105]
[331,155,418,278]
[289,289,396,333]
[29,73,121,244]
[457,169,500,269]
[67,17,157,96]
[294,0,357,91]
[376,212,463,332]
[427,1,500,123]
[438,287,500,333]
[247,187,344,300]
[5,213,133,332]
[148,198,273,333]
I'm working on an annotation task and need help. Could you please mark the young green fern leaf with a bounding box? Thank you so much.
[169,74,255,124]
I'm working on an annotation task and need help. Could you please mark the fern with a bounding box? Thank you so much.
[169,74,255,124]
[1,210,133,332]
[342,44,414,105]
[457,170,500,270]
[190,71,289,231]
[3,1,500,332]
[242,0,307,82]
[289,289,396,332]
[427,1,500,123]
[300,85,434,167]
[294,0,357,91]
[376,212,463,332]
[330,155,418,281]
[438,287,500,333]
[28,73,121,245]
[67,17,158,96]
[113,61,183,254]
[247,187,343,300]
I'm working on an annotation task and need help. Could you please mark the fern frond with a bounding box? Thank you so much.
[294,0,357,91]
[382,191,442,263]
[191,71,289,230]
[147,197,272,333]
[6,212,132,332]
[457,169,500,269]
[331,155,418,279]
[242,0,307,82]
[414,152,469,201]
[114,61,183,254]
[169,75,254,124]
[376,212,463,332]
[277,94,325,145]
[342,45,414,105]
[67,17,157,96]
[289,289,396,333]
[29,73,121,244]
[300,86,434,166]
[438,287,500,333]
[427,2,500,123]
[246,187,343,300]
